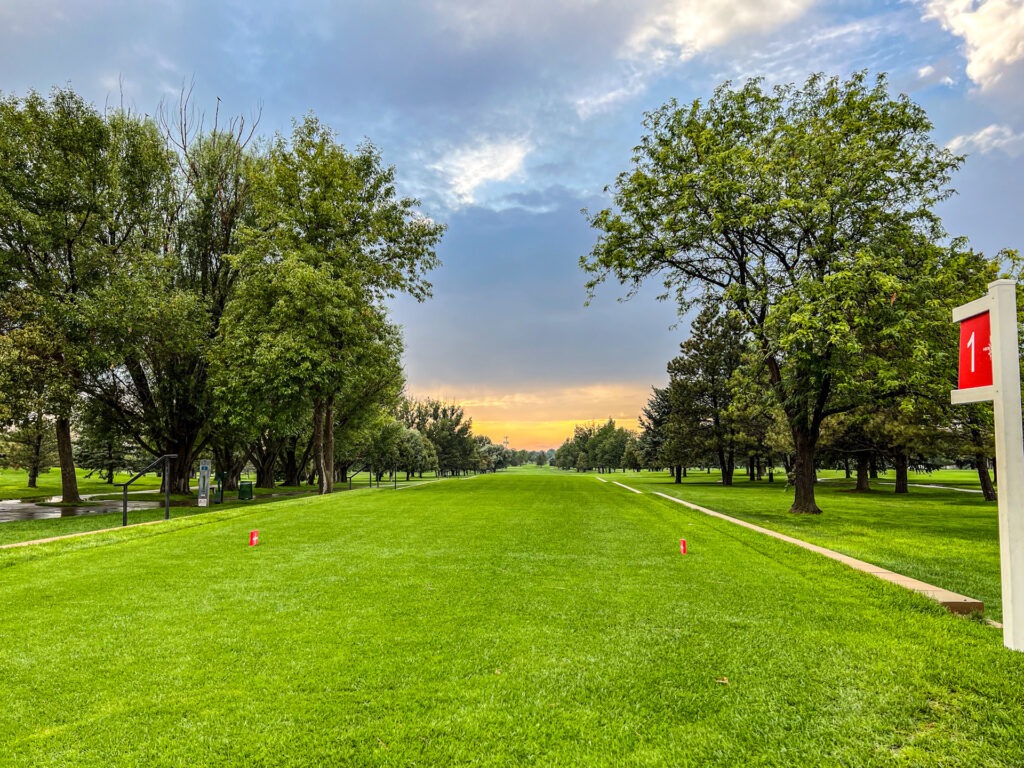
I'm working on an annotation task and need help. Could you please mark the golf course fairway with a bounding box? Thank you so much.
[2,470,1023,766]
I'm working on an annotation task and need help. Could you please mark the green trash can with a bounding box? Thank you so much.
[238,481,254,501]
[211,484,223,504]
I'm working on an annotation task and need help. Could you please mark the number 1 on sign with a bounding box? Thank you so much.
[968,330,976,372]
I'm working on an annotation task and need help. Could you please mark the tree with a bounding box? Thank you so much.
[638,387,683,477]
[397,427,437,480]
[0,408,57,488]
[666,302,744,484]
[420,400,475,476]
[621,436,643,471]
[74,397,146,483]
[228,116,443,494]
[0,88,172,501]
[583,72,974,513]
[83,97,254,495]
[588,419,631,472]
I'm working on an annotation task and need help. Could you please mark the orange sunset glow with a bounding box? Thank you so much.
[410,383,653,450]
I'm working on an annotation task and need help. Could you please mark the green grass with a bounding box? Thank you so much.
[607,468,1004,621]
[2,471,1024,765]
[0,468,163,502]
[0,474,445,548]
[0,489,306,548]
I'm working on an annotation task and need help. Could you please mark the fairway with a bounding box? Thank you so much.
[3,472,1024,766]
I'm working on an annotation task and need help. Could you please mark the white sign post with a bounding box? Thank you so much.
[952,279,1024,651]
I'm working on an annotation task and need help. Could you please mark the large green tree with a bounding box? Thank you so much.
[0,89,172,501]
[583,72,973,513]
[84,114,253,495]
[222,115,442,494]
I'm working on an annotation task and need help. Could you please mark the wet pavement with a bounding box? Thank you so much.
[0,496,160,523]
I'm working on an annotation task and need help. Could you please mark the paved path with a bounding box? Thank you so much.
[650,491,985,615]
[0,491,160,523]
[818,478,983,494]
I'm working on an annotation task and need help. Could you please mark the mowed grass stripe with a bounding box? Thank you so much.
[619,471,1006,622]
[1,472,1023,766]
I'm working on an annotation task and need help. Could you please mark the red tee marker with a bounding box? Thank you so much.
[679,538,687,555]
[249,530,259,547]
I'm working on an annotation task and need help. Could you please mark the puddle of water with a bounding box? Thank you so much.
[0,501,159,523]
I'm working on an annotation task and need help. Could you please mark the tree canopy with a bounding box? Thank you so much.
[583,72,994,513]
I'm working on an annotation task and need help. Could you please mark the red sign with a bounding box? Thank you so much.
[249,530,260,547]
[679,538,687,555]
[958,312,993,389]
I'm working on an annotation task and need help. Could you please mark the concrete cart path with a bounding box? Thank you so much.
[652,491,985,615]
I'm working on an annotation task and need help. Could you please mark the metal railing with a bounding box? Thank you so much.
[114,454,178,527]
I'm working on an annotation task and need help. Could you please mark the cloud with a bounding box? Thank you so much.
[623,0,814,67]
[573,70,649,120]
[921,0,1024,88]
[917,63,957,86]
[430,137,533,206]
[948,123,1024,156]
[0,0,70,34]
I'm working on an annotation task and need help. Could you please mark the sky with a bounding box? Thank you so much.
[2,0,1023,449]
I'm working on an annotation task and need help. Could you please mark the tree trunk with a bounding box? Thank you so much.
[168,440,197,495]
[55,415,82,503]
[26,428,43,488]
[282,435,301,487]
[893,452,909,494]
[789,429,821,514]
[855,453,871,492]
[255,450,279,489]
[324,395,335,494]
[843,457,851,479]
[869,454,879,480]
[748,455,756,481]
[674,464,682,484]
[782,454,794,476]
[720,449,735,486]
[976,454,997,501]
[214,443,247,491]
[313,398,327,495]
[105,441,115,484]
[252,434,284,490]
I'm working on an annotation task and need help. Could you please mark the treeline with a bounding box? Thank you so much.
[552,419,640,472]
[635,301,998,499]
[0,85,460,499]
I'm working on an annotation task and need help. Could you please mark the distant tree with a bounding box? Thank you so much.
[621,437,643,471]
[420,399,475,476]
[575,452,591,472]
[74,398,146,483]
[397,427,437,480]
[534,450,548,466]
[215,115,442,494]
[553,438,578,470]
[666,303,744,485]
[0,409,57,488]
[639,387,683,478]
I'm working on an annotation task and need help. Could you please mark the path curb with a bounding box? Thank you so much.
[652,492,985,615]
